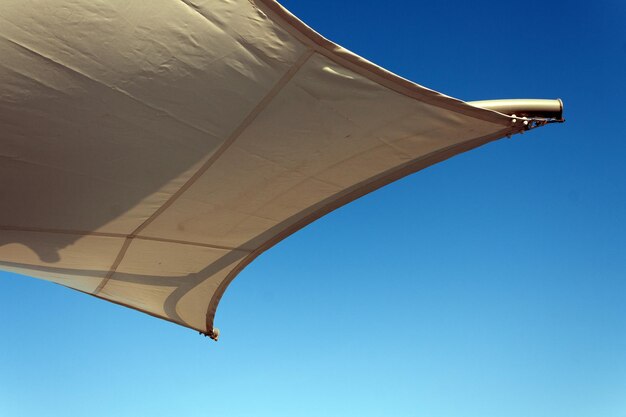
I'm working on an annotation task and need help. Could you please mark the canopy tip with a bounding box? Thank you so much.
[467,98,565,122]
[199,328,220,341]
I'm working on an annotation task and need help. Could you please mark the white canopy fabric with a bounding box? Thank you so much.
[0,0,529,338]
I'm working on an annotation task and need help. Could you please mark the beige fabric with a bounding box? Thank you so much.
[0,0,523,336]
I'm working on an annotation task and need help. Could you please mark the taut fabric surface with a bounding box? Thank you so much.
[0,0,525,336]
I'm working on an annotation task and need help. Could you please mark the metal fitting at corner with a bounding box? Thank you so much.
[468,98,565,122]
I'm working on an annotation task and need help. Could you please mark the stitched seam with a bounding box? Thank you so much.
[131,48,315,237]
[93,236,132,294]
[0,226,251,251]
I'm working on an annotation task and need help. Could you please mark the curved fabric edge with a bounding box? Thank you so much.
[252,0,513,126]
[204,126,521,334]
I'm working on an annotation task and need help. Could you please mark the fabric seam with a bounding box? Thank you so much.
[0,226,250,251]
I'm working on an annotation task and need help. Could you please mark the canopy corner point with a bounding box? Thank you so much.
[199,328,220,341]
[468,98,565,130]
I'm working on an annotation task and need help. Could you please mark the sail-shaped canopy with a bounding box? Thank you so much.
[0,0,558,338]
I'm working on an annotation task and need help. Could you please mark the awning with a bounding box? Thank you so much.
[0,0,561,339]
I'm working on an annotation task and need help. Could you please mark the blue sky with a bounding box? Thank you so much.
[1,1,625,416]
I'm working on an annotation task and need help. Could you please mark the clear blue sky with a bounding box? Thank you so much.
[1,1,625,416]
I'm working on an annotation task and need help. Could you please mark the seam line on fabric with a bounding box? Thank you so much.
[93,236,133,294]
[130,48,315,238]
[0,226,250,252]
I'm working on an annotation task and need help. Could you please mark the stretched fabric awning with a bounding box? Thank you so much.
[0,0,553,339]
